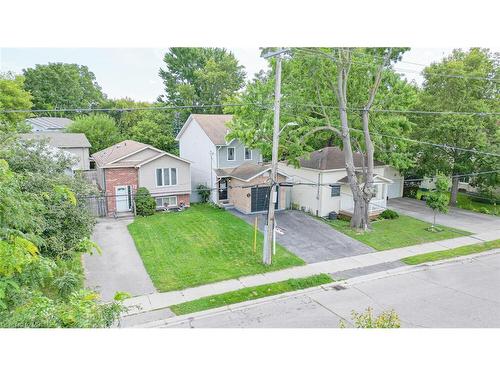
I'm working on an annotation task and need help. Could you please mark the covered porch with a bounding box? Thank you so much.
[337,174,393,218]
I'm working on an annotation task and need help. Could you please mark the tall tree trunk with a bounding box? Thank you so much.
[449,176,459,206]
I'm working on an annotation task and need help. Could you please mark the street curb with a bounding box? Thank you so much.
[136,248,500,328]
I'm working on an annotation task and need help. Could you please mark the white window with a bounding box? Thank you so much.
[155,168,177,186]
[155,196,178,208]
[227,147,235,161]
[244,147,252,160]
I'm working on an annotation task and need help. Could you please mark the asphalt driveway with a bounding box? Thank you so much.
[388,197,500,234]
[230,209,374,263]
[83,218,156,301]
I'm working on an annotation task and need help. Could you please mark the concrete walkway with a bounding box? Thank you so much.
[84,218,156,301]
[122,229,499,317]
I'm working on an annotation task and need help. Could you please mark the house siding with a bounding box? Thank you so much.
[104,167,138,216]
[138,154,191,198]
[178,118,217,202]
[279,162,398,217]
[217,139,262,168]
[62,146,90,170]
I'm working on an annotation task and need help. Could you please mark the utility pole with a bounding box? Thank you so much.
[262,50,285,265]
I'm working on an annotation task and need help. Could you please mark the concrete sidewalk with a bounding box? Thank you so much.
[122,229,499,317]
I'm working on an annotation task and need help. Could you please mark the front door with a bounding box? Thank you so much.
[218,178,228,200]
[115,185,131,212]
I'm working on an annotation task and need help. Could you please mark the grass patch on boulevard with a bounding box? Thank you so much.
[128,204,304,292]
[170,274,333,315]
[416,190,499,216]
[401,239,500,265]
[327,214,471,251]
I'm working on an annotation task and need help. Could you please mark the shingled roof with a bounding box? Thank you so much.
[177,114,233,145]
[20,132,91,148]
[299,147,385,171]
[26,117,73,131]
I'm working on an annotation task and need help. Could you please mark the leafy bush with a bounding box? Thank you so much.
[478,207,491,215]
[134,187,156,216]
[380,209,399,220]
[340,307,400,328]
[197,184,211,203]
[403,185,419,198]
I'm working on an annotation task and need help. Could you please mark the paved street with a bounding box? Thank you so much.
[388,197,500,233]
[84,218,156,301]
[230,209,374,263]
[161,252,500,328]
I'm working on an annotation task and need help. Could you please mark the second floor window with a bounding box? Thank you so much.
[244,147,252,160]
[156,168,177,186]
[227,147,235,161]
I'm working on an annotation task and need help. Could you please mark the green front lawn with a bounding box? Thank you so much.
[402,239,500,265]
[128,204,304,292]
[326,215,471,251]
[170,274,333,315]
[416,190,499,216]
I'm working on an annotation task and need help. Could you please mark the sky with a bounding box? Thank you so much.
[0,47,463,102]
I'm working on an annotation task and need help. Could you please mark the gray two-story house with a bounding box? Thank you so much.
[176,114,288,214]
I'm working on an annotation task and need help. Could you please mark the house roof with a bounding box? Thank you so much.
[215,162,286,182]
[92,139,190,167]
[299,147,385,171]
[336,172,393,184]
[26,117,73,131]
[20,132,91,148]
[177,114,233,145]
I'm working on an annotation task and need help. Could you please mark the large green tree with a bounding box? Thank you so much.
[159,48,246,123]
[0,73,33,131]
[0,138,124,327]
[228,48,417,229]
[66,113,122,153]
[23,63,105,114]
[411,48,500,205]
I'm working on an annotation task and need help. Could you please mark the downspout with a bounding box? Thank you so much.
[316,172,322,216]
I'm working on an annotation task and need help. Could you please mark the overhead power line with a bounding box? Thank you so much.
[2,102,499,117]
[0,103,265,114]
[283,103,500,117]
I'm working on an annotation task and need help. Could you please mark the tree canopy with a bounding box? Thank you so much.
[0,73,33,131]
[23,63,105,114]
[228,48,418,170]
[66,113,122,153]
[159,48,246,123]
[410,48,500,203]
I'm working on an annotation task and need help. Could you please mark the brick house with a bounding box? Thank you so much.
[92,140,191,215]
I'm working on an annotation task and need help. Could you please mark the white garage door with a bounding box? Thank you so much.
[387,180,402,199]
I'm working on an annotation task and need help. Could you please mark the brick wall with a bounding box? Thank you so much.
[176,194,190,207]
[104,167,138,215]
[228,173,286,214]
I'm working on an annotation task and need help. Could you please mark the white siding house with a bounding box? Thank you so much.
[278,147,404,217]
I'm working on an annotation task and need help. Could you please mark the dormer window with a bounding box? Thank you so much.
[244,147,252,160]
[227,147,235,161]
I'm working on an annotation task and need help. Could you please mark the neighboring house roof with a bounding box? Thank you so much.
[26,117,73,131]
[92,139,190,168]
[20,132,91,148]
[298,146,386,171]
[215,162,286,182]
[336,172,393,184]
[176,114,233,145]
